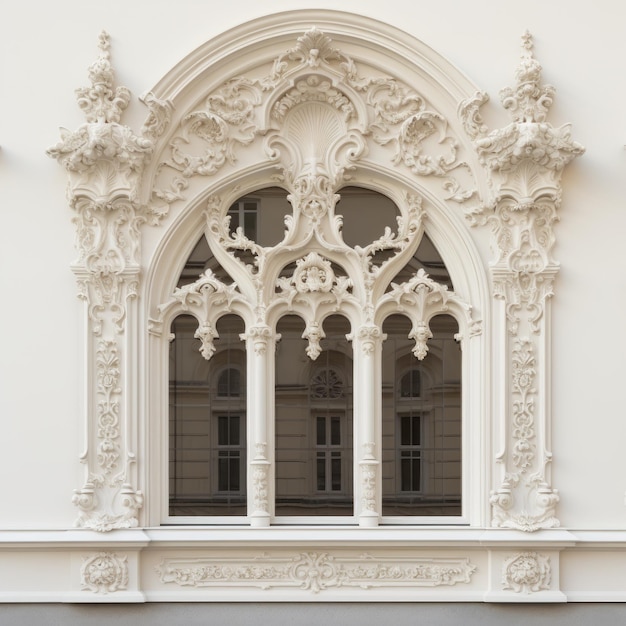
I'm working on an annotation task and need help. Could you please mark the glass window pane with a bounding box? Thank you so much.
[317,416,326,446]
[275,315,353,516]
[169,313,246,516]
[382,313,461,516]
[331,417,341,445]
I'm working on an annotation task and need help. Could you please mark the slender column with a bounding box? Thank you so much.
[353,325,384,527]
[244,325,275,526]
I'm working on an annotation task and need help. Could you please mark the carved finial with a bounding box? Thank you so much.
[76,31,130,124]
[500,31,555,124]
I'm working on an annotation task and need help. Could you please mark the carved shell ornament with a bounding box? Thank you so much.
[151,27,478,215]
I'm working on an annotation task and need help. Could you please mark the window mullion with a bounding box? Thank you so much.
[244,325,274,526]
[353,325,384,527]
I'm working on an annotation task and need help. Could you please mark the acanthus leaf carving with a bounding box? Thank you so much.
[47,32,153,207]
[140,91,174,141]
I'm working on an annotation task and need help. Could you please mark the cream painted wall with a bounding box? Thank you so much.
[0,0,625,603]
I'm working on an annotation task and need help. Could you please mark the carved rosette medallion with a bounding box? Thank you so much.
[81,552,129,594]
[461,33,583,531]
[157,553,476,592]
[502,552,551,594]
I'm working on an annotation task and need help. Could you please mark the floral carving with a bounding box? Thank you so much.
[96,340,121,476]
[157,553,476,592]
[81,552,129,594]
[502,551,551,594]
[511,339,536,472]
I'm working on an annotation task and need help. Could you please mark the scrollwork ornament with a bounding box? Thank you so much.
[96,340,121,476]
[81,552,129,594]
[511,338,536,472]
[356,325,383,357]
[158,553,476,592]
[243,325,274,356]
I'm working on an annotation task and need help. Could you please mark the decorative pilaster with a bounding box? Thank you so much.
[48,33,154,530]
[461,32,583,530]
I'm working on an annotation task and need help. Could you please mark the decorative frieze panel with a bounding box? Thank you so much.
[157,552,476,593]
[461,33,583,531]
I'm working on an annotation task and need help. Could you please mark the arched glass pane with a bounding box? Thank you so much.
[386,233,454,291]
[381,314,461,517]
[336,187,399,249]
[169,314,246,516]
[274,315,353,516]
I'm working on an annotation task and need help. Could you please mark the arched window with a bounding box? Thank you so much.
[161,185,470,525]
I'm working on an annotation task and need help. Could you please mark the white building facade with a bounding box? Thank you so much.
[1,1,626,620]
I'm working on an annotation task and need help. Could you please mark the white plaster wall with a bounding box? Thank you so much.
[0,0,624,533]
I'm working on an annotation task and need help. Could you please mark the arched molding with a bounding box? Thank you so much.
[48,10,581,534]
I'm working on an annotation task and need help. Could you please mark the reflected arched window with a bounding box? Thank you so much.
[400,369,421,399]
[217,368,241,397]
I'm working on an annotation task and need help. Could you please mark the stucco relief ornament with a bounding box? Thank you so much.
[81,552,129,594]
[502,552,551,594]
[48,32,151,531]
[461,33,583,532]
[157,553,476,592]
[152,28,478,214]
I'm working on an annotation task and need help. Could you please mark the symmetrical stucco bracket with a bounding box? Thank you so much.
[460,32,584,531]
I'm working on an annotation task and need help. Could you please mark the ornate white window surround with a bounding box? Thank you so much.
[44,9,584,602]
